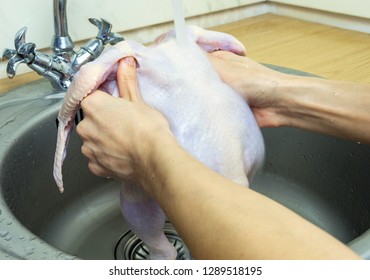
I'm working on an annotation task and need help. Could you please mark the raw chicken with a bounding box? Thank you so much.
[53,26,265,259]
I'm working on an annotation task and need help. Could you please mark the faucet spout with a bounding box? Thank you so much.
[51,0,75,59]
[54,0,69,37]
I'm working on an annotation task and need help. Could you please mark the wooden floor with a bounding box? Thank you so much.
[1,14,370,93]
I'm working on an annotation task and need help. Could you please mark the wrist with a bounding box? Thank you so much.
[241,69,295,128]
[268,74,327,128]
[135,130,181,196]
[273,74,348,132]
[273,74,305,126]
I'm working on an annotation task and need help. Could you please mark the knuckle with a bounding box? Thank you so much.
[80,144,88,156]
[88,162,106,177]
[75,122,83,136]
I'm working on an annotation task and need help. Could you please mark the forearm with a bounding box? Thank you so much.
[139,134,360,259]
[275,75,370,144]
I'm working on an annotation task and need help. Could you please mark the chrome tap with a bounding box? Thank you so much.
[51,0,75,61]
[1,0,123,91]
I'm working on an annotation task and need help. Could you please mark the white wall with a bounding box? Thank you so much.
[1,0,267,78]
[1,0,370,79]
[271,0,370,19]
[0,0,262,52]
[1,0,369,53]
[271,2,370,34]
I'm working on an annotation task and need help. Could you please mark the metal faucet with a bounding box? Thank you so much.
[1,0,123,90]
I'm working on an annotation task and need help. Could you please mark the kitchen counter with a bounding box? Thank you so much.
[1,14,370,94]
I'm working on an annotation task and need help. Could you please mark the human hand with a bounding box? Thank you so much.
[76,57,173,183]
[208,51,288,127]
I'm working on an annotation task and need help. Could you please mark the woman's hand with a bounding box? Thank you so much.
[208,51,288,127]
[76,57,173,184]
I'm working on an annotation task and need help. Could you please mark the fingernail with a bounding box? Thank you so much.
[123,57,135,66]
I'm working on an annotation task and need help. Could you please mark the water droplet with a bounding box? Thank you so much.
[357,141,361,144]
[4,235,12,241]
[0,230,9,238]
[29,236,37,241]
[25,246,35,256]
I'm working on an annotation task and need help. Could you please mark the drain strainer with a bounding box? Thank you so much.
[114,223,191,260]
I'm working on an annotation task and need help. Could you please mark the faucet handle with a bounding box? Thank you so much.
[1,27,36,78]
[89,18,124,45]
[71,18,124,72]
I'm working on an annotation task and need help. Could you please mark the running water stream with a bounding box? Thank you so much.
[171,0,188,46]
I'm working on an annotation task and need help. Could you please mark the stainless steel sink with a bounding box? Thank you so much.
[1,66,370,259]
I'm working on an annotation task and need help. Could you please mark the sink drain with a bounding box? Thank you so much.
[114,223,191,260]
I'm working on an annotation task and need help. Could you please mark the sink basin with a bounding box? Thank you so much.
[1,66,370,259]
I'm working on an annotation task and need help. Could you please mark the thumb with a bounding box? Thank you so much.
[117,57,143,103]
